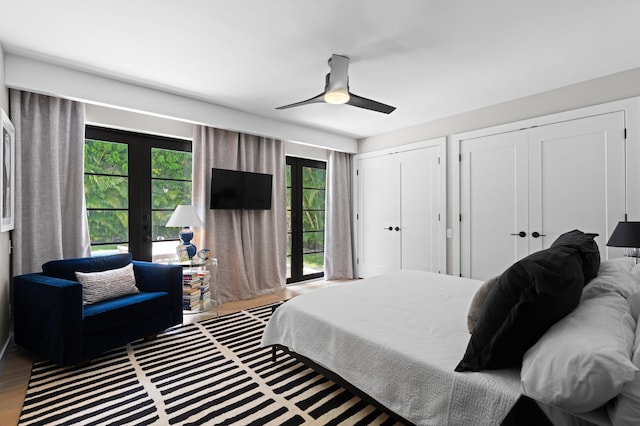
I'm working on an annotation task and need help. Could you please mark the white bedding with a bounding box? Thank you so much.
[260,270,522,426]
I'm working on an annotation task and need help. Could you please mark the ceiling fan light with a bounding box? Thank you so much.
[324,89,350,104]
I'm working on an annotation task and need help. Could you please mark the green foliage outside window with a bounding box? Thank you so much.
[151,148,193,241]
[85,140,129,247]
[286,164,326,273]
[84,140,193,247]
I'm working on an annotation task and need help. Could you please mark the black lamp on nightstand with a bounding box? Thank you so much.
[606,221,640,264]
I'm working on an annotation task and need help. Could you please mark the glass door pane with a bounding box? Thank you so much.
[84,139,129,256]
[287,157,326,283]
[151,148,193,261]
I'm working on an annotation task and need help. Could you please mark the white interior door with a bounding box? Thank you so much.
[528,111,627,259]
[397,146,442,272]
[356,154,400,277]
[460,130,529,280]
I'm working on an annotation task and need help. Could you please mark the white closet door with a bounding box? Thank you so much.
[356,154,400,277]
[397,147,441,272]
[528,111,626,258]
[460,131,529,280]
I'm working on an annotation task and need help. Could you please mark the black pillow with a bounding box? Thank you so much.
[550,229,600,283]
[455,245,584,372]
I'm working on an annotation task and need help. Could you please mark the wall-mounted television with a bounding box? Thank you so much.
[210,168,272,210]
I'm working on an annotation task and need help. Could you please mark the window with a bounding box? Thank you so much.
[84,126,192,261]
[84,138,129,251]
[286,157,326,283]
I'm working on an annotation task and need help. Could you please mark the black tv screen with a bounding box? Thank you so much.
[210,168,244,209]
[242,171,273,209]
[210,168,272,210]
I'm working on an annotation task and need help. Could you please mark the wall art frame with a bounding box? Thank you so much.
[1,108,15,232]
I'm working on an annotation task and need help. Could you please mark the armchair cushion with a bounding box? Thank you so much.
[75,263,139,305]
[83,291,169,334]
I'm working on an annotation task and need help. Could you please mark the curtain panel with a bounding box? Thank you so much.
[10,90,91,275]
[192,125,286,303]
[324,150,354,279]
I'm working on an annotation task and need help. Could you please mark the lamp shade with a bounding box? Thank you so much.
[606,221,640,247]
[165,205,203,228]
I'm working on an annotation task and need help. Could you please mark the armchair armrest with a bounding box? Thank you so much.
[132,261,183,323]
[13,273,84,366]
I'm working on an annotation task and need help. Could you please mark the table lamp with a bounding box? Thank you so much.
[166,205,203,259]
[606,221,640,264]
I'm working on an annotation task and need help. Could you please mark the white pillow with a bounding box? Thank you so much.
[581,269,640,302]
[608,316,640,425]
[629,290,640,320]
[75,263,139,305]
[521,293,637,413]
[599,257,635,274]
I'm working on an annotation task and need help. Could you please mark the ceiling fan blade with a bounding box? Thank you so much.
[347,92,396,114]
[276,93,325,110]
[276,53,396,114]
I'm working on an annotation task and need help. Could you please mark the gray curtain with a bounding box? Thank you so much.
[10,90,91,275]
[324,150,354,279]
[192,125,286,302]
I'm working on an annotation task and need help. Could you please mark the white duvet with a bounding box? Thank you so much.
[260,270,522,426]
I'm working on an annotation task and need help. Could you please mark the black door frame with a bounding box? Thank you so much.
[287,156,326,283]
[85,126,191,261]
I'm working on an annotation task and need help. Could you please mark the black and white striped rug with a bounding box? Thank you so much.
[19,304,404,425]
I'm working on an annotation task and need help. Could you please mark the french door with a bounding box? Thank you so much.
[286,157,326,283]
[459,111,626,280]
[84,126,192,261]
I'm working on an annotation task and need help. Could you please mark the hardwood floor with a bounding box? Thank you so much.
[0,279,347,425]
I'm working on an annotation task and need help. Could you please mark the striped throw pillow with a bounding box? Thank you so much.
[75,263,139,305]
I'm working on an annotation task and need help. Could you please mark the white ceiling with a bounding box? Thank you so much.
[1,0,640,139]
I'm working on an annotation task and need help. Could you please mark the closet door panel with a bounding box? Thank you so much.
[397,147,441,272]
[460,131,529,280]
[529,112,626,258]
[356,155,400,277]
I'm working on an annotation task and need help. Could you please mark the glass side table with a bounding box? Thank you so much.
[160,258,219,317]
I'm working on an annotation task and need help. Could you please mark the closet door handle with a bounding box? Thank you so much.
[510,231,527,238]
[532,231,546,238]
[384,226,393,231]
[394,227,400,231]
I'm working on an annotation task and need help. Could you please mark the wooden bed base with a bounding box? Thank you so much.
[270,344,552,426]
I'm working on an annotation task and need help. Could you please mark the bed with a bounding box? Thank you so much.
[261,232,640,426]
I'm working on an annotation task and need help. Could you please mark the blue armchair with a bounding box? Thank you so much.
[13,253,183,366]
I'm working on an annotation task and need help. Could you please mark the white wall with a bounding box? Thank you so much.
[0,44,12,370]
[7,55,357,154]
[359,67,640,274]
[359,67,640,153]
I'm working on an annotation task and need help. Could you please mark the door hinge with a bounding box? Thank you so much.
[438,213,441,221]
[459,214,462,222]
[356,213,359,220]
[437,156,441,165]
[356,258,359,264]
[624,128,628,139]
[459,154,462,162]
[356,169,359,176]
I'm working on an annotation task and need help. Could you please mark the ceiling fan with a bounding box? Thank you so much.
[276,54,396,114]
